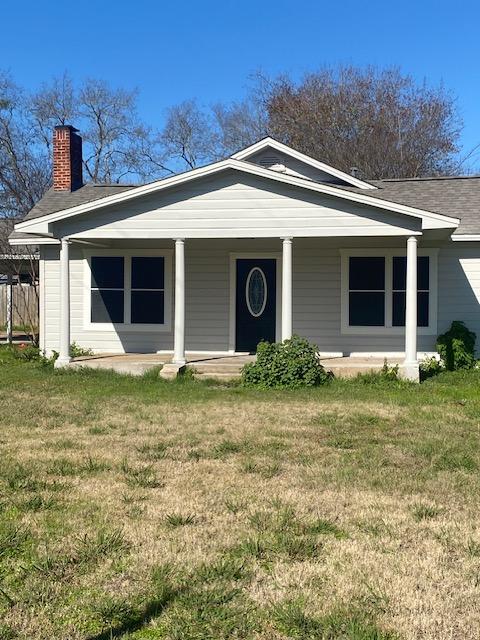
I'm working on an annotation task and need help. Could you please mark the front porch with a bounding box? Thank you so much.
[68,352,404,380]
[50,235,426,381]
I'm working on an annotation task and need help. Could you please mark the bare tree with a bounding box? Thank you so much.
[32,75,172,183]
[1,71,177,225]
[30,72,77,149]
[160,100,221,170]
[0,73,50,219]
[262,66,462,179]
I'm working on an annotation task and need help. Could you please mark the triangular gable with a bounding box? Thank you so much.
[15,156,459,235]
[231,137,377,190]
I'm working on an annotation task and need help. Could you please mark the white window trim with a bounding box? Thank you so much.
[340,248,438,336]
[83,248,173,332]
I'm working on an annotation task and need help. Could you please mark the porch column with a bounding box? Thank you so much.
[404,235,418,380]
[173,238,186,365]
[55,238,71,367]
[281,237,293,341]
[6,273,13,344]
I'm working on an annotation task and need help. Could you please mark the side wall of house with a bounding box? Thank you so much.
[41,240,480,357]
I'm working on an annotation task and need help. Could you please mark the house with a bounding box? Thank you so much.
[9,125,480,380]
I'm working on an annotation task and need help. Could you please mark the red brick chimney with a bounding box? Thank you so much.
[53,125,83,191]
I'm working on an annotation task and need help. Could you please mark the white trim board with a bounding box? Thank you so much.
[340,248,438,336]
[82,248,173,333]
[15,159,459,233]
[9,237,59,246]
[228,252,282,352]
[451,235,480,241]
[231,137,377,190]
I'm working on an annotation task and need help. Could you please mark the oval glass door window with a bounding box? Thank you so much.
[245,267,267,317]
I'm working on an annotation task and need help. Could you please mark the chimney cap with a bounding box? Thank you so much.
[54,124,80,133]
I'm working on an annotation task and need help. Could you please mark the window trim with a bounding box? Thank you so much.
[340,248,438,336]
[83,249,172,332]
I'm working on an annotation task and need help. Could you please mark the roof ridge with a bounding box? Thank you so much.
[378,175,480,183]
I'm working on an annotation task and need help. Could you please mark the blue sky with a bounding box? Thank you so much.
[3,0,480,164]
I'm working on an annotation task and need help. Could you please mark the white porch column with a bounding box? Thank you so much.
[6,273,13,344]
[55,238,71,367]
[281,237,293,341]
[173,238,186,365]
[404,235,419,380]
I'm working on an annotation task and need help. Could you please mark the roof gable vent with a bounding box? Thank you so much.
[258,156,282,168]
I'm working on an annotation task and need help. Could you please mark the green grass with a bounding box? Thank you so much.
[1,345,480,638]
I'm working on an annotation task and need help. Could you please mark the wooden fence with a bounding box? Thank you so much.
[0,283,39,329]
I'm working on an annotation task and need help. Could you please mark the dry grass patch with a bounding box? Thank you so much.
[1,349,480,638]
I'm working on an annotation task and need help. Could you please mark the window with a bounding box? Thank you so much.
[86,252,171,330]
[348,257,385,326]
[131,257,165,324]
[392,256,429,327]
[91,257,125,323]
[245,267,267,317]
[341,249,437,335]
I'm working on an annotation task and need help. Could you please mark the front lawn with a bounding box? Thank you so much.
[1,347,480,639]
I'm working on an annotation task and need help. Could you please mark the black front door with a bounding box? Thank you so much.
[235,258,276,352]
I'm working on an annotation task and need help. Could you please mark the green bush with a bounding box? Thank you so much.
[70,341,93,358]
[11,343,41,361]
[355,359,404,386]
[419,356,444,381]
[241,335,331,389]
[436,321,476,371]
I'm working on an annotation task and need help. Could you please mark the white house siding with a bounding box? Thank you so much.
[53,171,420,240]
[437,243,480,350]
[243,148,351,184]
[41,239,480,358]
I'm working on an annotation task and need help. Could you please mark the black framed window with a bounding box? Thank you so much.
[90,255,167,325]
[346,253,432,329]
[131,257,165,324]
[348,257,385,326]
[392,256,429,327]
[90,257,124,323]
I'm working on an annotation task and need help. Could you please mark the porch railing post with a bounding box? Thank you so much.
[281,237,293,341]
[55,237,71,368]
[173,238,186,364]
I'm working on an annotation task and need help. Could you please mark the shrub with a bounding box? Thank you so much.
[355,359,403,385]
[419,356,444,380]
[379,359,399,380]
[241,335,331,389]
[12,343,41,361]
[436,321,476,371]
[70,341,93,358]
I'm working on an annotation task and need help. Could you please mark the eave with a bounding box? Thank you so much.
[15,158,460,234]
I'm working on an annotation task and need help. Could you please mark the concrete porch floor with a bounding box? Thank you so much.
[69,352,403,379]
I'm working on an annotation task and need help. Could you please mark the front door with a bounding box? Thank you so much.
[235,258,276,352]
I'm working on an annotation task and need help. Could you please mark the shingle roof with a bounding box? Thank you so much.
[23,184,135,221]
[14,173,480,235]
[0,219,39,258]
[336,176,480,234]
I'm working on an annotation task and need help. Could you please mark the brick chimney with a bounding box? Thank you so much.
[53,125,83,191]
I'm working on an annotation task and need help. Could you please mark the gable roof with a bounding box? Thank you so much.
[334,176,480,235]
[14,157,459,235]
[231,137,377,190]
[23,184,135,222]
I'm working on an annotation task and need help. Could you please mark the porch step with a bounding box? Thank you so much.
[187,363,247,375]
[67,354,407,381]
[69,359,158,376]
[193,372,241,381]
